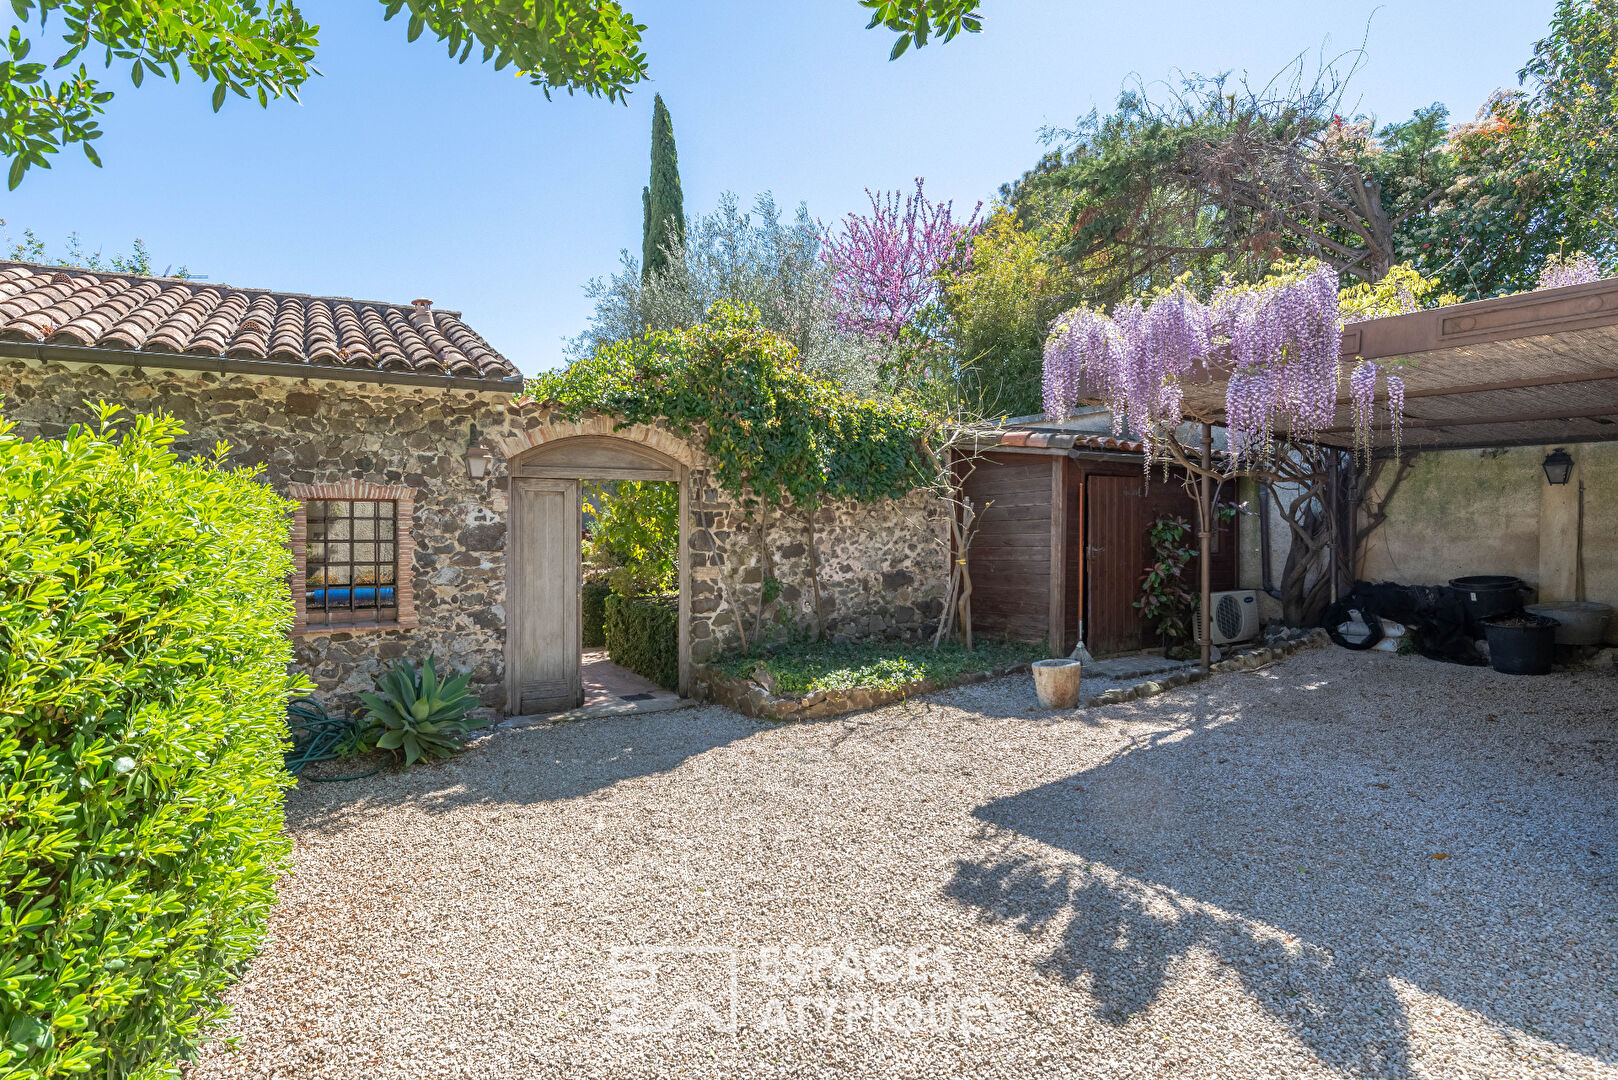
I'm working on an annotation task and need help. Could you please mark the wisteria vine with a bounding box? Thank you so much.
[1042,262,1406,466]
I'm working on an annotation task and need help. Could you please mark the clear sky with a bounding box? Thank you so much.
[0,0,1558,374]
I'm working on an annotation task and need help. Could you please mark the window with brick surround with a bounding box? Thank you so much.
[289,483,417,632]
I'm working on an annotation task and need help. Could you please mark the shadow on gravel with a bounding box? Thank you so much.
[287,707,760,835]
[945,674,1618,1075]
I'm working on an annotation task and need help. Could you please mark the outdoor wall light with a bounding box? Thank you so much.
[1542,447,1574,485]
[465,424,493,480]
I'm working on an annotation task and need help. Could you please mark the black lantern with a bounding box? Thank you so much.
[1542,447,1574,485]
[465,424,493,480]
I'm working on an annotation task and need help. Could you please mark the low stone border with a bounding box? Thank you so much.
[694,662,1032,721]
[1085,629,1330,707]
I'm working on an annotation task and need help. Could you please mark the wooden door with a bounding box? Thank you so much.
[1083,473,1240,656]
[1085,475,1148,655]
[508,478,582,714]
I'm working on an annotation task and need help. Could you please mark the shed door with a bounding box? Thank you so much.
[1085,475,1150,655]
[509,478,582,714]
[1083,474,1239,656]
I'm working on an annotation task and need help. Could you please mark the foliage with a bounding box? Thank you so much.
[358,656,487,766]
[572,192,881,393]
[1,1,981,187]
[641,93,685,283]
[0,404,299,1077]
[582,581,612,648]
[530,301,934,509]
[861,0,981,60]
[1135,515,1198,650]
[720,637,1041,697]
[942,207,1082,417]
[605,592,678,690]
[582,479,677,594]
[3,223,191,278]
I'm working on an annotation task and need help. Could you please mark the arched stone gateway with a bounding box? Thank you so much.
[486,404,950,716]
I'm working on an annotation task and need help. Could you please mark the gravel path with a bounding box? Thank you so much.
[190,649,1618,1079]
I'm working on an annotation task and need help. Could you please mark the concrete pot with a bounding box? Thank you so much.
[1524,601,1613,646]
[1032,658,1083,709]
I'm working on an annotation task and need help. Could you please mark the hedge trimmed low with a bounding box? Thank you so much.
[582,582,612,648]
[0,407,300,1077]
[605,592,678,690]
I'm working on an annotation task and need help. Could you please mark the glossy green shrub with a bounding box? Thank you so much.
[605,592,678,690]
[0,406,299,1078]
[582,582,612,648]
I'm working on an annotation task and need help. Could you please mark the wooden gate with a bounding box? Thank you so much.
[508,477,582,714]
[1084,473,1236,655]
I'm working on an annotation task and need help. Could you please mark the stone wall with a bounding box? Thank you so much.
[0,357,514,709]
[2,369,952,713]
[483,408,952,668]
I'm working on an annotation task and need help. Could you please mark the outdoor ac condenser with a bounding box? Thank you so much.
[1208,590,1260,645]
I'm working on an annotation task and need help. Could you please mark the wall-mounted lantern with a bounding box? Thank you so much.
[466,424,493,480]
[1542,447,1574,485]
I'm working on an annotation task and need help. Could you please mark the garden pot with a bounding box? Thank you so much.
[1449,575,1526,626]
[1524,601,1613,646]
[1032,658,1082,709]
[1480,613,1559,675]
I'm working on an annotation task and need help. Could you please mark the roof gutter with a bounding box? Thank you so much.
[0,342,527,395]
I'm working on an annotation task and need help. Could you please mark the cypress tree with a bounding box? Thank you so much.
[641,93,686,282]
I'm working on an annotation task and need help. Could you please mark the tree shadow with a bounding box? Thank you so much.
[946,675,1618,1074]
[286,706,761,837]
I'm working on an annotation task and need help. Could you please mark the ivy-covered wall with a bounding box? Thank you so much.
[1,365,951,713]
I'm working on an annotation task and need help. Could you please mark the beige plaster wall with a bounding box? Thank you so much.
[1360,443,1618,641]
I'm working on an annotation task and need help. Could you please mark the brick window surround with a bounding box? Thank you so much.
[289,482,418,633]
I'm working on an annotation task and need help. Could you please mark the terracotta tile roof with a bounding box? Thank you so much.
[0,261,519,383]
[978,423,1146,454]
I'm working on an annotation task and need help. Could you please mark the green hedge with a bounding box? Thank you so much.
[0,407,299,1078]
[605,593,678,690]
[582,582,612,648]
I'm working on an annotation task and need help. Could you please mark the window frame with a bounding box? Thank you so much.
[289,482,418,633]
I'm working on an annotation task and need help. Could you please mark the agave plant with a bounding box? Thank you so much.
[359,656,489,766]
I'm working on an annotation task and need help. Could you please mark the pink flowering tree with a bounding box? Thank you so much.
[823,178,981,387]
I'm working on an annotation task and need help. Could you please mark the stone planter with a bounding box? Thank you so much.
[694,662,1030,721]
[1031,658,1083,709]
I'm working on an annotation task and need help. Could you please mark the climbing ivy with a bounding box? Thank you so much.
[524,300,934,508]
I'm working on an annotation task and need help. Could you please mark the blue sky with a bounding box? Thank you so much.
[1,0,1557,374]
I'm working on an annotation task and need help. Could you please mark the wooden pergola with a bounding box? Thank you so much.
[1178,276,1618,453]
[1164,276,1618,669]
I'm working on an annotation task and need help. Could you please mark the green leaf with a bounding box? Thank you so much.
[211,83,226,112]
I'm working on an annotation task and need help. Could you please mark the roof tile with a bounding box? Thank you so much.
[0,260,518,382]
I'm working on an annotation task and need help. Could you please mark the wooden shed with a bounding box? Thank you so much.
[962,422,1240,657]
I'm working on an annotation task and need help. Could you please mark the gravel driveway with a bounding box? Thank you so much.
[190,648,1617,1080]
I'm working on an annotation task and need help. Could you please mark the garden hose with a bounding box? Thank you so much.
[284,697,380,782]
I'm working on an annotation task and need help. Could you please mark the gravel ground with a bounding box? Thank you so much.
[189,648,1618,1080]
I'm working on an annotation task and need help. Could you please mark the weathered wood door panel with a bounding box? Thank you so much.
[1085,475,1148,655]
[508,478,582,714]
[1084,473,1240,656]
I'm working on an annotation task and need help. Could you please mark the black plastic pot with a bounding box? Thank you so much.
[1481,613,1559,675]
[1449,575,1526,626]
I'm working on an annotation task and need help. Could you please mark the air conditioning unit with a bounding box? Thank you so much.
[1209,590,1260,645]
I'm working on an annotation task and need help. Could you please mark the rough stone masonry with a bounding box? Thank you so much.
[2,361,951,712]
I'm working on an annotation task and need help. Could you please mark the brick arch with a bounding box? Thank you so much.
[489,406,701,471]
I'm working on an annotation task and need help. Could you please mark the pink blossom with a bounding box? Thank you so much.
[823,179,982,340]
